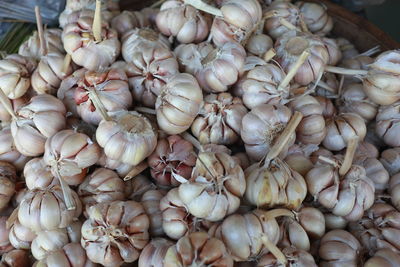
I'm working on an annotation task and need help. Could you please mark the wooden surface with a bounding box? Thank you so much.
[119,0,400,51]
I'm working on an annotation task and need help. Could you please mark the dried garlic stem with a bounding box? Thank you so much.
[314,80,337,93]
[339,137,359,176]
[318,156,339,167]
[261,208,294,220]
[93,0,102,42]
[279,17,299,31]
[338,75,345,96]
[184,0,223,17]
[124,161,149,181]
[359,45,380,57]
[263,48,276,63]
[53,167,76,210]
[135,107,156,115]
[88,87,111,121]
[181,131,202,151]
[62,54,72,75]
[261,234,287,265]
[325,66,368,76]
[299,15,309,32]
[278,50,310,90]
[35,6,47,56]
[266,111,303,163]
[6,207,18,229]
[0,88,17,120]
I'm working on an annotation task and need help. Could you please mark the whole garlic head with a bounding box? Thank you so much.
[296,1,333,36]
[264,1,301,40]
[0,124,30,171]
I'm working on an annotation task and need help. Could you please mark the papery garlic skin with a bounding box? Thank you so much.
[241,64,288,109]
[147,135,196,187]
[241,103,294,161]
[74,68,132,125]
[179,152,245,222]
[141,190,166,237]
[164,232,233,267]
[0,96,28,123]
[259,247,317,267]
[111,10,152,37]
[245,159,307,210]
[24,158,58,190]
[18,29,64,60]
[35,243,97,267]
[211,0,262,46]
[289,95,326,145]
[31,53,73,95]
[364,249,400,267]
[78,168,126,210]
[296,1,333,36]
[315,73,339,98]
[138,238,174,267]
[96,110,157,166]
[319,230,361,267]
[323,113,366,151]
[376,101,400,147]
[63,15,120,71]
[265,2,301,40]
[18,186,82,232]
[364,50,400,105]
[11,94,67,157]
[0,55,36,99]
[156,1,211,44]
[306,164,375,221]
[340,83,378,122]
[275,31,329,86]
[156,73,203,134]
[81,201,150,266]
[192,93,248,145]
[0,124,30,171]
[31,229,69,260]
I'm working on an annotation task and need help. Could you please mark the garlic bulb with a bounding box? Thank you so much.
[349,203,400,255]
[232,152,252,170]
[18,186,82,232]
[0,162,16,211]
[11,94,67,157]
[174,42,213,75]
[114,36,178,108]
[31,53,74,95]
[0,54,36,99]
[139,238,174,267]
[339,83,378,122]
[324,213,348,230]
[96,110,157,165]
[264,2,301,40]
[241,64,288,109]
[0,124,30,171]
[43,129,100,186]
[284,144,316,176]
[63,15,120,71]
[306,164,375,221]
[0,216,12,254]
[323,113,366,151]
[18,29,64,60]
[376,101,400,147]
[245,159,307,210]
[111,10,152,37]
[192,93,247,145]
[0,96,28,123]
[336,38,359,60]
[179,152,245,221]
[81,200,150,266]
[259,247,317,267]
[0,249,31,267]
[296,1,333,36]
[35,243,96,267]
[297,206,326,239]
[73,68,132,125]
[363,50,400,105]
[96,152,135,178]
[319,230,361,267]
[275,31,329,85]
[156,1,211,44]
[141,190,166,237]
[390,173,400,210]
[147,135,196,187]
[160,188,194,240]
[365,249,400,267]
[341,55,374,84]
[241,103,294,161]
[9,218,36,249]
[289,95,326,145]
[156,73,203,134]
[31,229,69,260]
[211,0,262,46]
[125,174,156,201]
[315,96,337,118]
[212,209,282,262]
[245,33,273,58]
[164,232,233,267]
[77,168,126,210]
[380,147,400,175]
[24,158,58,190]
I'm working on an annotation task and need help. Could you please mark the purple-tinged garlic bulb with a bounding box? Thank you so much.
[264,1,301,40]
[138,238,174,267]
[296,1,333,36]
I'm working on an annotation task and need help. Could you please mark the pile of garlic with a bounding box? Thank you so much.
[0,0,399,266]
